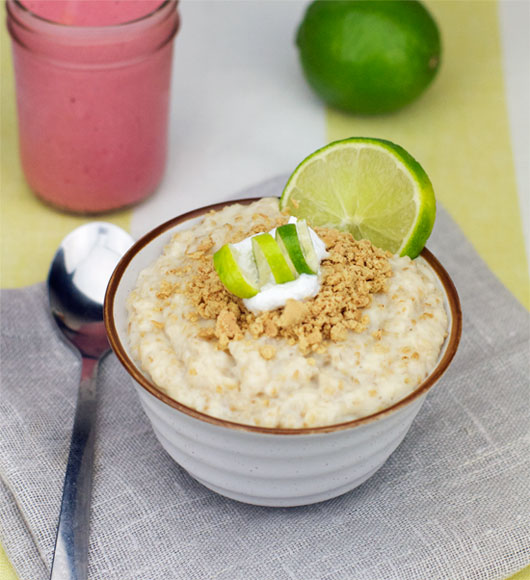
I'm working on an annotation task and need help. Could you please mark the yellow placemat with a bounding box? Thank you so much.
[0,545,17,580]
[512,569,530,580]
[327,0,529,310]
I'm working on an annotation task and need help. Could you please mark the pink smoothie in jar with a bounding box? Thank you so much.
[7,0,179,213]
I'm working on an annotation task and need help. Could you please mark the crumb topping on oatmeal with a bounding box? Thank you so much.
[182,222,392,355]
[126,199,449,429]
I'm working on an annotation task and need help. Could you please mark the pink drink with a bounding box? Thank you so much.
[7,0,179,213]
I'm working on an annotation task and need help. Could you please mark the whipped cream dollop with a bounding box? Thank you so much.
[235,218,328,314]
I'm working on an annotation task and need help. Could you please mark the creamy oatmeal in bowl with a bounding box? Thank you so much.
[105,197,461,506]
[127,197,448,429]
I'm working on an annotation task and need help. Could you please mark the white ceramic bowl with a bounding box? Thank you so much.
[104,198,462,507]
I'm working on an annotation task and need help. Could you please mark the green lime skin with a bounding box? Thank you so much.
[280,137,437,259]
[296,0,441,114]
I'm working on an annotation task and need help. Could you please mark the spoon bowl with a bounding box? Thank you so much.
[47,221,134,579]
[48,222,134,358]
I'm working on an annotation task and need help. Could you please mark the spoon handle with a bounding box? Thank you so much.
[50,355,100,580]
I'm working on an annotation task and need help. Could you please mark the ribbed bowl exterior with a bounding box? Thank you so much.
[135,385,426,506]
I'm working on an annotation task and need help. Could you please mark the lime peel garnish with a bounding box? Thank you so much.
[276,220,319,275]
[212,244,259,299]
[280,137,436,259]
[252,233,296,286]
[213,217,326,301]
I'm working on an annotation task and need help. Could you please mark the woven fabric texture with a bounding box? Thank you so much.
[1,178,529,580]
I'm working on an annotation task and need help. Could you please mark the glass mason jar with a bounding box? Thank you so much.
[7,0,180,213]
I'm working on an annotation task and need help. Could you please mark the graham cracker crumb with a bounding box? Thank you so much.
[278,299,309,328]
[156,280,178,300]
[197,237,214,253]
[216,309,243,349]
[185,312,200,323]
[179,220,392,355]
[259,345,277,360]
[197,327,216,340]
[331,323,348,342]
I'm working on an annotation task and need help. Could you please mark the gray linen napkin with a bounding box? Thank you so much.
[1,176,529,580]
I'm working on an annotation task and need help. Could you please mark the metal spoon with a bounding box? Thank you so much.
[47,222,134,580]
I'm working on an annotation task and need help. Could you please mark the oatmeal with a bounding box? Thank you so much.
[126,197,449,428]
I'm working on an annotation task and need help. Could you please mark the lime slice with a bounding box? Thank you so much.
[279,137,436,258]
[213,244,259,298]
[251,233,296,285]
[275,222,318,275]
[296,219,320,272]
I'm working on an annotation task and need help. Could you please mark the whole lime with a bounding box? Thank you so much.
[296,0,441,114]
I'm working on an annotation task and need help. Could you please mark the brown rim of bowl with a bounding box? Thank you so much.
[104,197,462,435]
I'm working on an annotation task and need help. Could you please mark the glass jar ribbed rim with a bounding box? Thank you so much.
[8,0,173,31]
[6,0,179,66]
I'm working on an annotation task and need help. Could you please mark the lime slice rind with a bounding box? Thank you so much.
[275,223,317,275]
[296,220,320,273]
[280,137,435,258]
[213,244,259,299]
[252,233,296,286]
